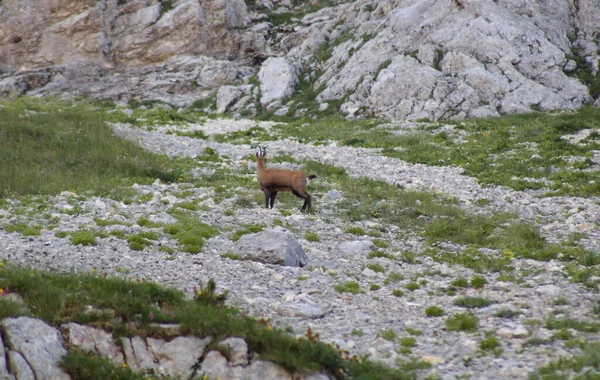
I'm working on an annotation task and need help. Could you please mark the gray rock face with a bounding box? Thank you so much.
[147,336,210,377]
[258,57,300,108]
[200,350,294,380]
[218,337,249,366]
[7,351,33,380]
[233,227,308,267]
[217,85,252,113]
[1,0,599,118]
[308,0,596,120]
[1,317,69,380]
[0,333,13,380]
[63,322,125,365]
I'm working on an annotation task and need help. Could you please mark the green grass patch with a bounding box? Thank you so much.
[334,281,364,294]
[304,231,321,242]
[446,312,478,332]
[531,342,600,380]
[163,211,218,253]
[231,224,265,241]
[4,222,42,236]
[494,309,522,319]
[454,296,493,309]
[221,253,241,260]
[378,328,397,341]
[479,332,500,351]
[425,306,444,317]
[545,317,599,333]
[399,337,416,348]
[0,97,180,197]
[366,263,385,273]
[450,277,469,288]
[70,230,97,246]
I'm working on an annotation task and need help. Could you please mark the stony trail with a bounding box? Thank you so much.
[1,119,599,379]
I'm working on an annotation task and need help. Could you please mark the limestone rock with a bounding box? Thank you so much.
[336,239,376,255]
[1,317,69,380]
[147,336,211,377]
[217,85,252,113]
[62,322,125,365]
[258,57,299,107]
[218,337,249,366]
[276,302,329,319]
[535,284,561,297]
[128,336,158,372]
[0,333,13,380]
[233,227,308,267]
[7,351,33,380]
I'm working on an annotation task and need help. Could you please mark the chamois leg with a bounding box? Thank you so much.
[263,190,271,209]
[269,191,278,209]
[292,189,311,212]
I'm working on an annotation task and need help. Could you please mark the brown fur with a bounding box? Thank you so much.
[256,148,316,212]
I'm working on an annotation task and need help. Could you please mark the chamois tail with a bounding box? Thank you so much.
[308,175,317,180]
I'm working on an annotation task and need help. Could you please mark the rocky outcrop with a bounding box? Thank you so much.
[288,0,599,120]
[2,317,69,380]
[0,0,599,119]
[0,318,329,379]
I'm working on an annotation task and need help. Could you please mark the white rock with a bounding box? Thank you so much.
[1,317,69,380]
[259,57,299,107]
[535,284,562,297]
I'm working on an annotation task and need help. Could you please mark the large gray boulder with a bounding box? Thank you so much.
[258,57,300,108]
[233,227,308,267]
[1,317,69,380]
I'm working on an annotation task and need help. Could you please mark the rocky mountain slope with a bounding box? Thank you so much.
[1,106,600,378]
[1,0,599,120]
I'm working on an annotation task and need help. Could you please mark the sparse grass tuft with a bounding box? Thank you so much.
[446,312,478,332]
[454,296,493,309]
[231,224,265,241]
[334,281,364,294]
[304,231,321,242]
[425,306,444,317]
[378,328,397,341]
[70,230,97,246]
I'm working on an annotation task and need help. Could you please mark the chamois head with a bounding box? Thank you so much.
[254,145,316,212]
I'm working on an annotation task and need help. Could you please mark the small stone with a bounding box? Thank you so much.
[276,302,329,319]
[535,284,561,297]
[497,324,529,339]
[336,240,375,254]
[422,356,444,364]
[325,189,343,200]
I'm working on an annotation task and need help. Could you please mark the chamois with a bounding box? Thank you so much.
[255,146,316,212]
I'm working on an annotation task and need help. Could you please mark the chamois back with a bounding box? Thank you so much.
[255,147,315,212]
